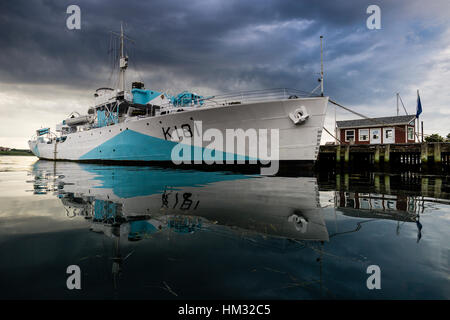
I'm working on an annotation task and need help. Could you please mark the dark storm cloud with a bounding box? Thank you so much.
[0,0,449,105]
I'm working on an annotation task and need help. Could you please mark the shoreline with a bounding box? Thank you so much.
[0,151,34,156]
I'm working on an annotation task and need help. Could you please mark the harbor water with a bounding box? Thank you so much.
[0,156,449,299]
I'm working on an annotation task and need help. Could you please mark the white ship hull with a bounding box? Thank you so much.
[29,97,328,162]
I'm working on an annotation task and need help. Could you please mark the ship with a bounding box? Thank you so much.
[28,24,328,168]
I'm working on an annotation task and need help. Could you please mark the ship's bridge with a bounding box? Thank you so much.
[94,87,132,106]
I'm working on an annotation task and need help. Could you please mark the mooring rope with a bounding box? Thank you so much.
[322,127,342,144]
[329,99,371,120]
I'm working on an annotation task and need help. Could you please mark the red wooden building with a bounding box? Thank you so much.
[336,115,416,145]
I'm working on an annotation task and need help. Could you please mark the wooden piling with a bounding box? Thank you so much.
[434,143,442,163]
[344,145,350,164]
[336,145,341,164]
[384,144,390,163]
[420,143,428,164]
[374,145,380,164]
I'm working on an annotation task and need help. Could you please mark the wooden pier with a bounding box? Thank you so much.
[319,142,450,170]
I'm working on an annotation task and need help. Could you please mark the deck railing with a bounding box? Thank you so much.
[159,88,319,113]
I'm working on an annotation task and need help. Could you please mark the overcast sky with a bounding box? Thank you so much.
[1,0,449,148]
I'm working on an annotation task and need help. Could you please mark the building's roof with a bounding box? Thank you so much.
[336,115,416,129]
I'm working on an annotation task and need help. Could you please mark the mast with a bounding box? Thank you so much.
[118,22,128,92]
[320,35,324,97]
[110,23,133,93]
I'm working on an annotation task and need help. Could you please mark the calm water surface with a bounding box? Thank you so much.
[0,156,449,299]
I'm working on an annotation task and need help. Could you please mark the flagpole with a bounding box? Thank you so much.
[417,89,420,143]
[396,93,399,116]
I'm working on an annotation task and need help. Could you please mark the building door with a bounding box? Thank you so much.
[383,127,395,144]
[370,128,381,144]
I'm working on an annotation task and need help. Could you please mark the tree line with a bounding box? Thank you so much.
[425,133,450,142]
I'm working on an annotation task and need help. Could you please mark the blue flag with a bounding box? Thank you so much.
[416,92,422,118]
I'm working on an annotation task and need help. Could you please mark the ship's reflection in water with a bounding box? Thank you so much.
[1,158,449,299]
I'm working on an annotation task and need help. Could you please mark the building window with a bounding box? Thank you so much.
[407,127,414,140]
[345,130,355,142]
[372,130,380,140]
[359,129,369,141]
[385,129,393,139]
